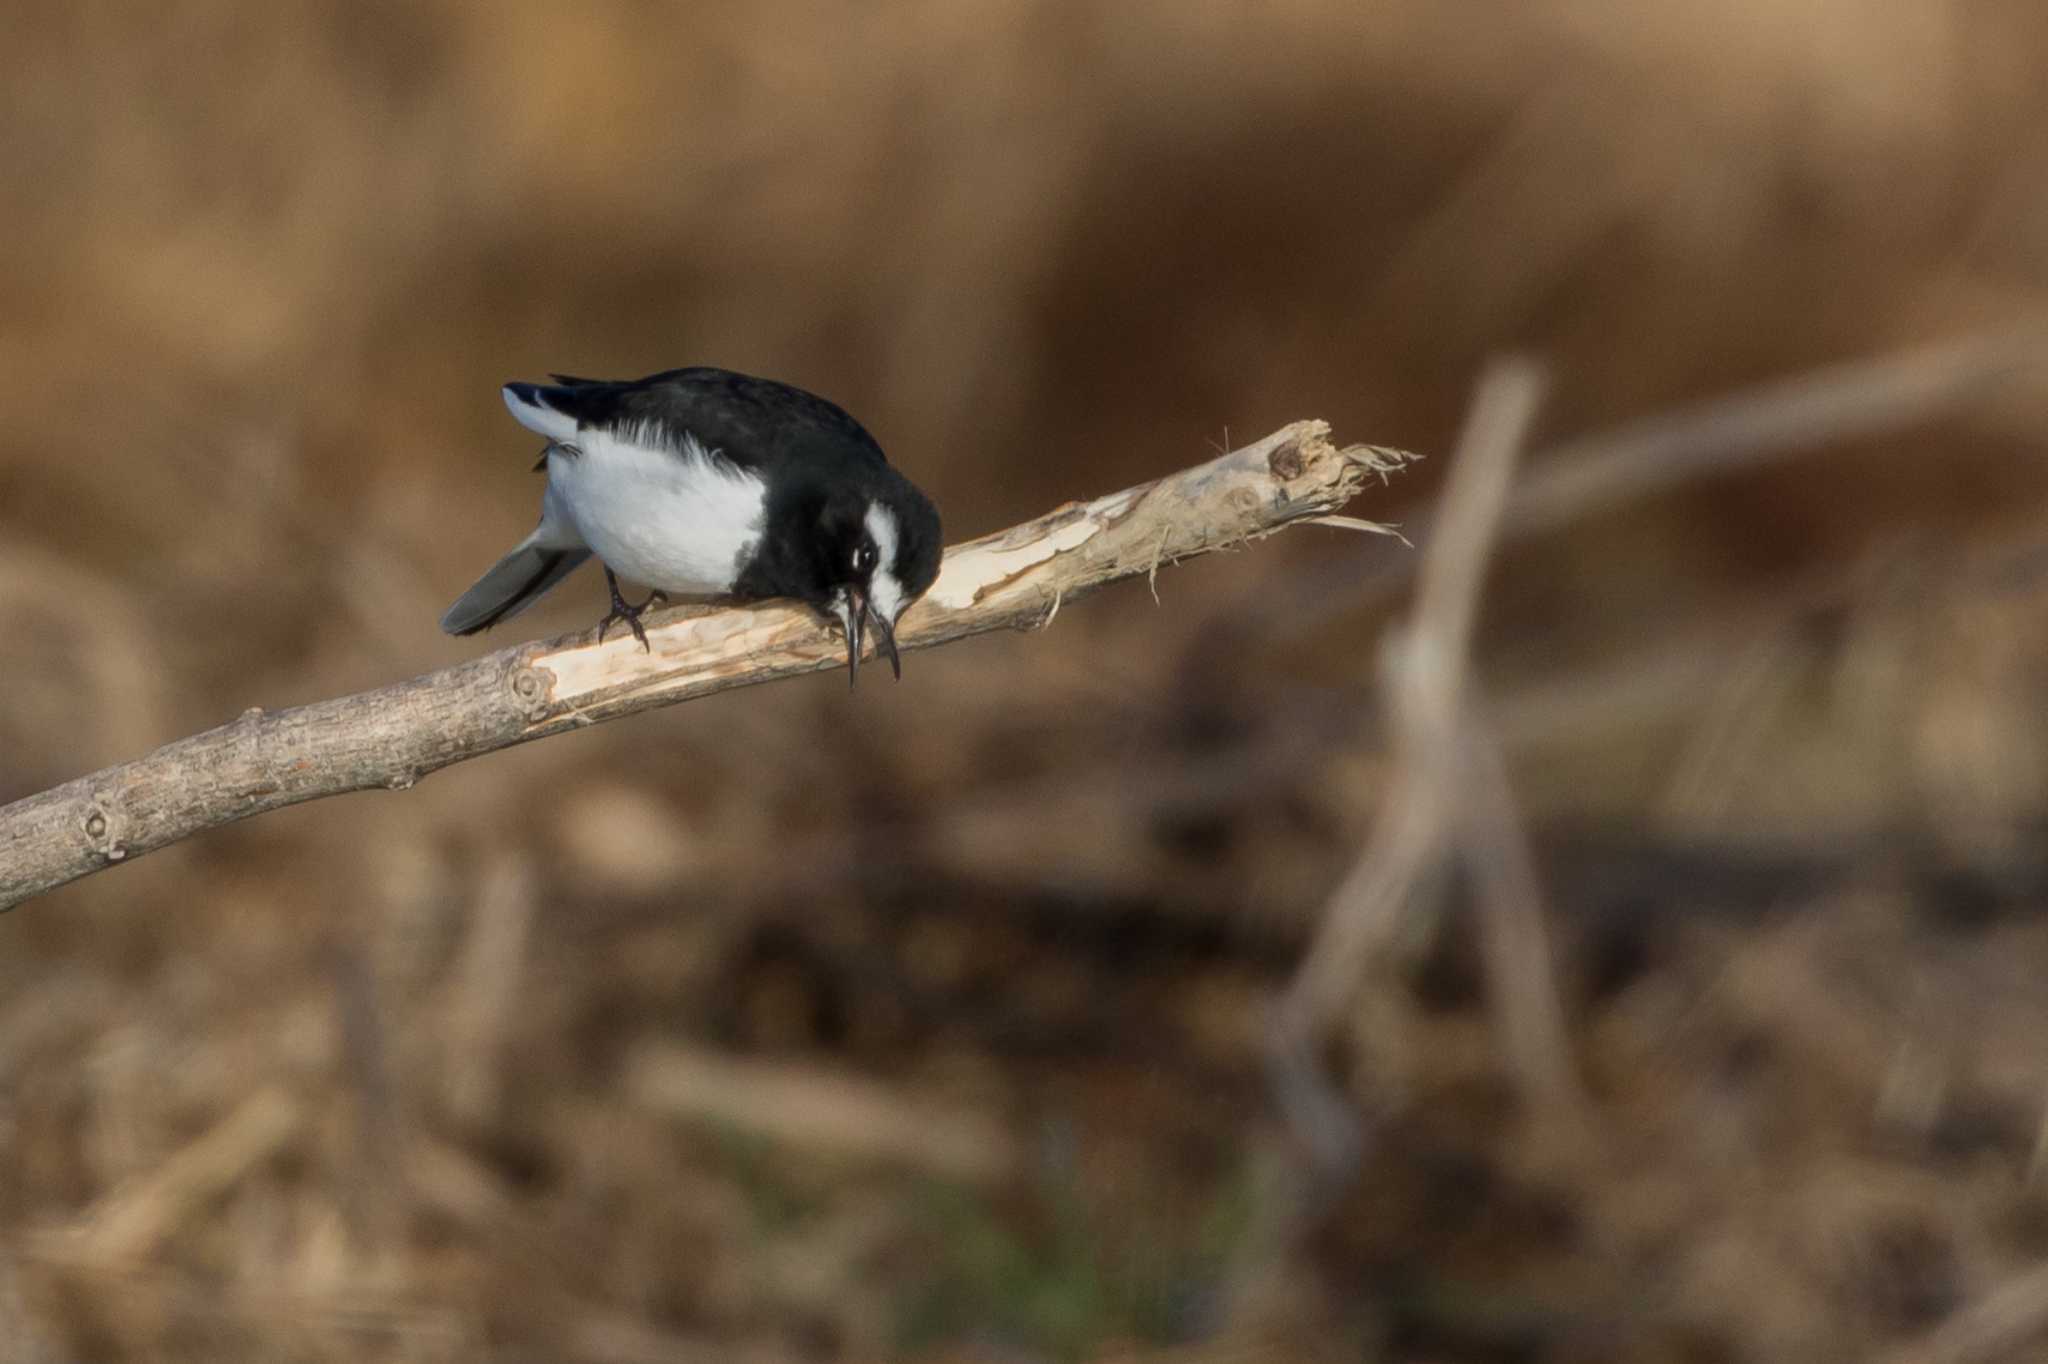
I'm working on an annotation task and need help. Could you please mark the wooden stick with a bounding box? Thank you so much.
[0,421,1414,910]
[67,1087,304,1262]
[625,1041,1017,1181]
[1882,1259,2048,1364]
[1267,359,1583,1179]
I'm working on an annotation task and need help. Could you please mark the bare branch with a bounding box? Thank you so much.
[1268,358,1587,1179]
[0,422,1416,911]
[1279,361,1544,1039]
[1256,322,2048,640]
[1882,1259,2048,1364]
[1455,711,1585,1120]
[625,1042,1017,1182]
[62,1087,305,1263]
[1512,321,2048,540]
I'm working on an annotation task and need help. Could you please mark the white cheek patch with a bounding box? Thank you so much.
[862,502,907,620]
[864,503,901,569]
[867,569,908,625]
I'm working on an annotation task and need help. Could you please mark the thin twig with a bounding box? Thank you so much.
[0,421,1414,911]
[1456,710,1586,1122]
[1240,361,1560,1338]
[64,1088,305,1263]
[624,1042,1017,1182]
[1258,323,2048,638]
[1512,322,2047,539]
[440,853,538,1126]
[1279,360,1545,1039]
[1881,1260,2048,1364]
[1269,358,1555,1175]
[1306,514,1410,545]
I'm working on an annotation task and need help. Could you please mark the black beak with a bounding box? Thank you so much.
[841,589,902,689]
[844,589,865,690]
[870,605,901,681]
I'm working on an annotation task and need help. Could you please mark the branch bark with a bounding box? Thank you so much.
[1,421,1413,911]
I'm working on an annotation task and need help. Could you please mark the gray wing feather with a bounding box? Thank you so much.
[441,542,591,635]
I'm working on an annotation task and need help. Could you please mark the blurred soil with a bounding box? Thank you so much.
[6,4,2048,1361]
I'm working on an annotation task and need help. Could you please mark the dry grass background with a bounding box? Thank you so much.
[6,3,2048,1360]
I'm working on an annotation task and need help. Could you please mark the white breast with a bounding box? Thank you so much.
[543,426,766,593]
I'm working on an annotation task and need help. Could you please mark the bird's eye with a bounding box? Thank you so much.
[853,543,877,574]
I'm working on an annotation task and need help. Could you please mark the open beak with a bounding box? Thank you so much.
[842,590,865,689]
[870,604,901,681]
[840,588,902,689]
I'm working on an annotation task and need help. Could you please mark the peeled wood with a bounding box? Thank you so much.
[0,421,1413,910]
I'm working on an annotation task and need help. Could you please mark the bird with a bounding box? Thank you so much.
[440,367,942,685]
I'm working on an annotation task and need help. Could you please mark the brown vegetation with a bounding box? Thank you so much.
[5,4,2048,1361]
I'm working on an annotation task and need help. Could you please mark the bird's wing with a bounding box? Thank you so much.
[502,368,889,476]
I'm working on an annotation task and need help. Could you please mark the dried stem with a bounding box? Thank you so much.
[1882,1260,2048,1364]
[1270,358,1585,1178]
[1256,323,2048,641]
[1280,361,1545,1035]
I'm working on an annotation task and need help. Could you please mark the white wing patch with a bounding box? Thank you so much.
[545,424,767,594]
[503,385,579,443]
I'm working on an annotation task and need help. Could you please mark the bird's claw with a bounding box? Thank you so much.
[596,605,653,651]
[598,570,661,652]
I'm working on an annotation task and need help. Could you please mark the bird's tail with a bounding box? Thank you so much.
[440,535,591,636]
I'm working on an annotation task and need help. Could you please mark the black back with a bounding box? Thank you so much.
[527,367,889,480]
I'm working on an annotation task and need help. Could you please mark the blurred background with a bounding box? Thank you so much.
[5,3,2048,1360]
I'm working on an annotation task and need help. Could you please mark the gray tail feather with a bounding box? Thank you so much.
[440,542,591,636]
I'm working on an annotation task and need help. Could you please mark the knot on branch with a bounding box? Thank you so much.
[1266,439,1304,481]
[507,665,555,722]
[82,800,127,862]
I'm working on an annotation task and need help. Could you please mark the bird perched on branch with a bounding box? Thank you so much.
[441,367,942,684]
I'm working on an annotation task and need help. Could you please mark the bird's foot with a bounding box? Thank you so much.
[597,570,663,652]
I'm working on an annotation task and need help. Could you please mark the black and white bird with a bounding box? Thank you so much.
[441,367,942,683]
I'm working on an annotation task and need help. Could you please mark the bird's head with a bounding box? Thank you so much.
[808,475,942,685]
